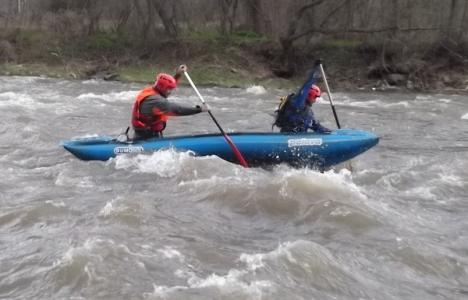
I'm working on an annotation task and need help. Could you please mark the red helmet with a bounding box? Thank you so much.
[307,85,321,102]
[155,73,177,95]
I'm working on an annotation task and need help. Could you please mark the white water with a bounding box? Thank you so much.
[1,76,467,299]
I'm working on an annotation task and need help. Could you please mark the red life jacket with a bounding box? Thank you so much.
[131,86,169,132]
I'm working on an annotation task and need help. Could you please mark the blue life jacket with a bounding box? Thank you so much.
[274,93,321,133]
[273,65,331,133]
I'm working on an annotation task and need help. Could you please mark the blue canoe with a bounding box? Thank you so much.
[61,129,379,169]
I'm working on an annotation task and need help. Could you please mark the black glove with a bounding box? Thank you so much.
[319,127,332,134]
[311,120,332,134]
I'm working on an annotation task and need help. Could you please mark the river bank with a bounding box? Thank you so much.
[1,32,467,93]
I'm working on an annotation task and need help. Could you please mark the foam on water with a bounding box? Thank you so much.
[55,171,96,188]
[81,79,101,85]
[176,165,375,221]
[145,246,277,299]
[76,90,138,103]
[203,95,232,103]
[439,98,452,103]
[146,239,366,299]
[157,246,185,262]
[0,75,39,84]
[69,133,100,140]
[45,200,66,208]
[0,92,37,107]
[462,112,468,119]
[112,149,222,178]
[240,240,350,278]
[99,201,114,217]
[0,90,73,117]
[415,95,430,101]
[50,236,277,298]
[147,277,271,300]
[53,238,100,268]
[336,99,410,108]
[110,149,374,223]
[438,173,465,187]
[240,240,306,271]
[403,186,437,201]
[277,168,364,198]
[246,85,267,95]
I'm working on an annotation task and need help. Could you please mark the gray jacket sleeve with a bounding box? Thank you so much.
[163,101,202,116]
[140,94,202,116]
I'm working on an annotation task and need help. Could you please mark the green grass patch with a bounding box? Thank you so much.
[183,30,220,41]
[84,32,132,51]
[118,65,158,83]
[117,63,257,88]
[229,30,270,44]
[0,63,78,78]
[321,39,362,49]
[15,30,46,46]
[12,30,62,61]
[182,30,270,46]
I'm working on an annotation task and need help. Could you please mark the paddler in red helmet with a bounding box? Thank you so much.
[273,84,331,133]
[131,65,208,140]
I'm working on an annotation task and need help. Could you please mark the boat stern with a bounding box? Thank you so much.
[323,129,379,167]
[61,136,116,161]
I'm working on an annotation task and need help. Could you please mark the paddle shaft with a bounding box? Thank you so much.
[319,64,341,129]
[183,71,249,168]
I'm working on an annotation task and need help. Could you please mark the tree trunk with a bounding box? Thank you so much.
[345,0,353,38]
[219,0,238,35]
[83,0,102,36]
[461,1,468,40]
[134,0,155,42]
[448,0,457,33]
[152,0,178,37]
[219,0,227,35]
[245,0,268,34]
[114,2,133,33]
[277,0,325,76]
[141,0,156,37]
[393,0,399,32]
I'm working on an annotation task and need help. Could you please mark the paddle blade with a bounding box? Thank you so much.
[184,71,248,168]
[223,133,249,167]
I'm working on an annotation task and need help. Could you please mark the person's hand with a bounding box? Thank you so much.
[196,103,209,112]
[176,64,187,75]
[200,103,209,112]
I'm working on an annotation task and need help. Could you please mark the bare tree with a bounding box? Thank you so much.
[3,0,467,70]
[219,0,238,35]
[111,2,134,33]
[244,0,270,34]
[462,1,468,41]
[276,0,325,76]
[151,0,179,37]
[134,0,155,40]
[83,0,102,35]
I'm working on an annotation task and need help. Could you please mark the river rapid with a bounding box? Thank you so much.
[0,76,467,300]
